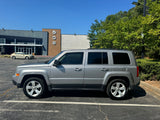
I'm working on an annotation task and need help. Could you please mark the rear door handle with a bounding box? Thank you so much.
[100,68,109,71]
[75,68,82,71]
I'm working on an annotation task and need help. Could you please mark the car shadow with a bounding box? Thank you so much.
[129,86,146,98]
[44,90,108,98]
[43,86,146,100]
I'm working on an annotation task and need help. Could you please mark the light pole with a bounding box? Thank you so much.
[143,0,146,17]
[132,0,147,58]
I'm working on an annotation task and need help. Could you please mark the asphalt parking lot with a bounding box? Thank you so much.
[0,57,160,120]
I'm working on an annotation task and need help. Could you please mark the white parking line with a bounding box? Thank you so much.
[2,100,160,108]
[0,109,59,113]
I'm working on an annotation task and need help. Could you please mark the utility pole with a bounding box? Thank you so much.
[143,0,146,17]
[141,0,146,58]
[132,0,157,58]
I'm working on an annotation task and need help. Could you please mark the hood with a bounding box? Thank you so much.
[17,63,50,68]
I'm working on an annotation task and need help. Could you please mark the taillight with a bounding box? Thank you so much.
[137,66,139,77]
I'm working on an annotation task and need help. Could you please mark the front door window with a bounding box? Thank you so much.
[59,52,84,65]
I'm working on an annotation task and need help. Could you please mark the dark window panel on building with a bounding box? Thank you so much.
[0,29,48,55]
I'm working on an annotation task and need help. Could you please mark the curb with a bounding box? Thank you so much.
[140,81,160,100]
[34,56,53,59]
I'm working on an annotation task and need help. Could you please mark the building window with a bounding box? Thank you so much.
[0,38,5,44]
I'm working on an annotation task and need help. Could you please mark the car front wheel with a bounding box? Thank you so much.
[25,56,29,60]
[107,79,128,100]
[23,77,46,98]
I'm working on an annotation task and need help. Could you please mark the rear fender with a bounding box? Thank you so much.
[103,71,134,87]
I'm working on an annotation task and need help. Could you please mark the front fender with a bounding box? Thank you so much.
[18,69,50,85]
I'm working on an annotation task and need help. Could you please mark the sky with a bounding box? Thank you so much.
[0,0,137,35]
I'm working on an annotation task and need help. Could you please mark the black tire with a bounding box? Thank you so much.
[25,56,29,60]
[106,79,129,100]
[12,56,16,59]
[23,77,47,98]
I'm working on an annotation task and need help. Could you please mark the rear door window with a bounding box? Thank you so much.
[88,52,108,64]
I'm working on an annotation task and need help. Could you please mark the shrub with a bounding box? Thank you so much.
[0,55,10,58]
[156,74,160,81]
[137,59,160,81]
[140,73,151,81]
[146,48,160,60]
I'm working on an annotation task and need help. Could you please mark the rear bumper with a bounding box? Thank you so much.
[30,56,34,59]
[137,80,140,86]
[129,79,140,90]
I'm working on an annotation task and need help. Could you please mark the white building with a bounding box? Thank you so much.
[61,34,90,51]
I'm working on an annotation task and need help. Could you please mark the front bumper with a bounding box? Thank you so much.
[12,80,21,88]
[12,75,21,88]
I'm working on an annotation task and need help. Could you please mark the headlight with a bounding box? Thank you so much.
[15,66,21,76]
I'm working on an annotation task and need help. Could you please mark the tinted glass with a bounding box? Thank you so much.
[47,51,63,64]
[88,52,101,64]
[113,52,130,64]
[59,52,83,64]
[88,52,108,64]
[103,53,108,64]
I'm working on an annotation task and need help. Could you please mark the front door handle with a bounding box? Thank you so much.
[100,68,109,72]
[75,68,82,71]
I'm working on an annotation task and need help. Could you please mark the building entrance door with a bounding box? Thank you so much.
[17,47,33,54]
[18,47,24,52]
[26,48,32,54]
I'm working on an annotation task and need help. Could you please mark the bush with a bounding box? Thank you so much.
[137,59,160,81]
[0,55,10,58]
[146,48,160,60]
[140,73,151,81]
[156,74,160,81]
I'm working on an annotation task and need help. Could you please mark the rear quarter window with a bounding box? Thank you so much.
[112,52,130,64]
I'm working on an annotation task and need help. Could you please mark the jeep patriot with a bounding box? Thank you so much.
[12,49,140,99]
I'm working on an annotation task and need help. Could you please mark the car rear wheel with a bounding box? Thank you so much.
[106,79,128,99]
[12,56,16,59]
[23,77,46,98]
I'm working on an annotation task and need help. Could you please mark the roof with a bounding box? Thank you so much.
[62,49,131,52]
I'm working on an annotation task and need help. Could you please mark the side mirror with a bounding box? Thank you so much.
[53,60,60,66]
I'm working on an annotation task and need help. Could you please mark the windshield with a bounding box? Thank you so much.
[47,51,63,64]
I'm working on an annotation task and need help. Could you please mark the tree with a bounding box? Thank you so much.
[88,0,160,59]
[143,0,160,59]
[88,19,103,48]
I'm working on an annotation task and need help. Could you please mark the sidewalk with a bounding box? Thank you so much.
[140,81,160,100]
[34,55,53,59]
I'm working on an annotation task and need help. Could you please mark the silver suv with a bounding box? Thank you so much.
[12,49,140,99]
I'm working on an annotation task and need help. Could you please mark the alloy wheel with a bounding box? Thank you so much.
[26,80,42,97]
[110,82,126,98]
